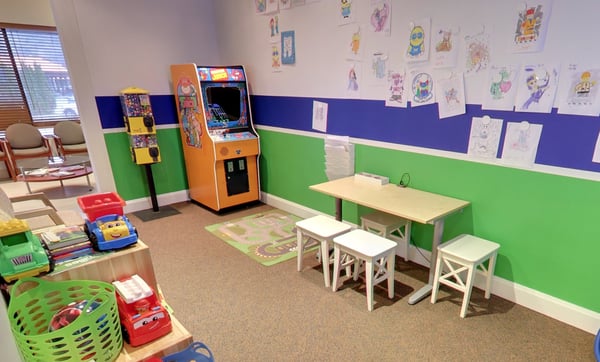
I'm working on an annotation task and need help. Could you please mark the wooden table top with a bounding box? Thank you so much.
[310,176,470,225]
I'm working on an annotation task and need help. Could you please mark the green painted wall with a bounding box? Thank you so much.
[258,129,600,312]
[104,128,188,199]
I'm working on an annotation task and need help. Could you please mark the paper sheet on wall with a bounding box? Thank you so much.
[431,24,459,69]
[592,131,600,163]
[557,64,600,116]
[500,121,543,167]
[408,68,435,107]
[514,64,559,113]
[437,72,466,119]
[512,0,553,53]
[385,67,407,108]
[312,100,328,132]
[467,116,503,159]
[482,65,520,111]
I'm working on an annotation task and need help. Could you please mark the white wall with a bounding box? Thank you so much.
[213,0,600,108]
[50,0,220,194]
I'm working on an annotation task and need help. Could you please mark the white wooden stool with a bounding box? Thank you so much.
[431,234,500,318]
[332,229,397,311]
[361,211,411,261]
[296,215,352,287]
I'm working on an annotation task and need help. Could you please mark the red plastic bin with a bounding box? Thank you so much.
[77,192,126,221]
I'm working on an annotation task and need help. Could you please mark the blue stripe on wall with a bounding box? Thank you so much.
[249,95,600,174]
[96,95,179,129]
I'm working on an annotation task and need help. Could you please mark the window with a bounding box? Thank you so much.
[0,24,78,130]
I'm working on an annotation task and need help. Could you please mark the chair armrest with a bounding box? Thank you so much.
[10,192,56,210]
[15,207,65,226]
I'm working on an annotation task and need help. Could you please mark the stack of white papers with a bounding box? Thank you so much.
[324,135,354,181]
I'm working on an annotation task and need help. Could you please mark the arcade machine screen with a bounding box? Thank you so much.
[197,66,251,135]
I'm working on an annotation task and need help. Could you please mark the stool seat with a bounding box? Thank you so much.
[296,215,352,287]
[431,234,500,318]
[361,211,411,261]
[332,229,397,311]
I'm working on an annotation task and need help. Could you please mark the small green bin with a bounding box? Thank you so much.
[8,277,122,362]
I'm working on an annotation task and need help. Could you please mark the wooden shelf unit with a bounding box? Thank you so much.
[43,239,193,361]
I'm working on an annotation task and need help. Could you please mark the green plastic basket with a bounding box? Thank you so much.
[8,277,122,362]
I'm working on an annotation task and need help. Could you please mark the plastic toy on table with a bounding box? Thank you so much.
[112,274,172,347]
[77,192,138,251]
[0,218,54,284]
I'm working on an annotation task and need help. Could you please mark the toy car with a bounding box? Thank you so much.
[85,214,138,251]
[112,274,172,346]
[0,218,54,284]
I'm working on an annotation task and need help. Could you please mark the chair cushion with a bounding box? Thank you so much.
[6,124,43,149]
[54,121,85,145]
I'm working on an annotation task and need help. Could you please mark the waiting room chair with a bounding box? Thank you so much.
[54,121,87,158]
[0,140,13,180]
[4,123,54,181]
[0,186,64,228]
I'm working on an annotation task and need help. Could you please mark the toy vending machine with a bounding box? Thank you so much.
[170,64,260,211]
[120,87,160,165]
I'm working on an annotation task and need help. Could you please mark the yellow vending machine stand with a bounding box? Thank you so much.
[120,87,161,211]
[170,64,260,211]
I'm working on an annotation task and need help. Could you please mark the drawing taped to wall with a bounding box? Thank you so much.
[512,0,553,53]
[405,17,430,63]
[345,62,361,98]
[268,15,280,42]
[437,73,466,119]
[409,68,434,107]
[501,121,543,167]
[557,64,600,116]
[271,44,282,72]
[339,0,354,25]
[482,65,520,111]
[281,30,296,64]
[265,0,279,13]
[279,0,291,10]
[369,0,391,36]
[514,64,559,113]
[431,25,459,68]
[468,116,503,160]
[346,26,362,60]
[255,0,267,14]
[464,29,490,76]
[367,51,388,85]
[385,68,407,108]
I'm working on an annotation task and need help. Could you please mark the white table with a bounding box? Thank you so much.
[309,176,470,304]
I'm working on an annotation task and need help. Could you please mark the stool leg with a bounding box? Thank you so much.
[430,252,444,304]
[484,253,498,299]
[365,259,374,311]
[460,266,476,318]
[332,246,342,292]
[296,229,304,272]
[320,240,331,288]
[387,252,395,299]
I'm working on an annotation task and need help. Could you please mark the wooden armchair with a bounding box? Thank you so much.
[54,121,87,158]
[4,123,54,181]
[0,140,13,180]
[0,187,64,229]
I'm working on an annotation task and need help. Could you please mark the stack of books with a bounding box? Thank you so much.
[36,225,93,263]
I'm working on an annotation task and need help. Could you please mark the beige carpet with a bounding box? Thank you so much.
[126,201,596,361]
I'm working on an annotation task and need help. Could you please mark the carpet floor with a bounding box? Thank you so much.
[126,201,595,361]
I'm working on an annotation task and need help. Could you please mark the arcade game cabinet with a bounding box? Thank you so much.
[170,64,260,211]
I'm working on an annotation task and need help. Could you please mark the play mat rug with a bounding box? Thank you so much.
[205,209,313,266]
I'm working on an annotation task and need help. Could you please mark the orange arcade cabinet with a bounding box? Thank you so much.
[170,64,260,211]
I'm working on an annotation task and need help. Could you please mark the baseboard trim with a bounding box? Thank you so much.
[124,190,189,214]
[261,191,600,335]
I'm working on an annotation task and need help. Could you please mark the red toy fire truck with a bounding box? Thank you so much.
[112,274,172,346]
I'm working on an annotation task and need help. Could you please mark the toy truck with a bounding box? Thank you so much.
[0,218,54,283]
[112,274,172,346]
[77,192,138,251]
